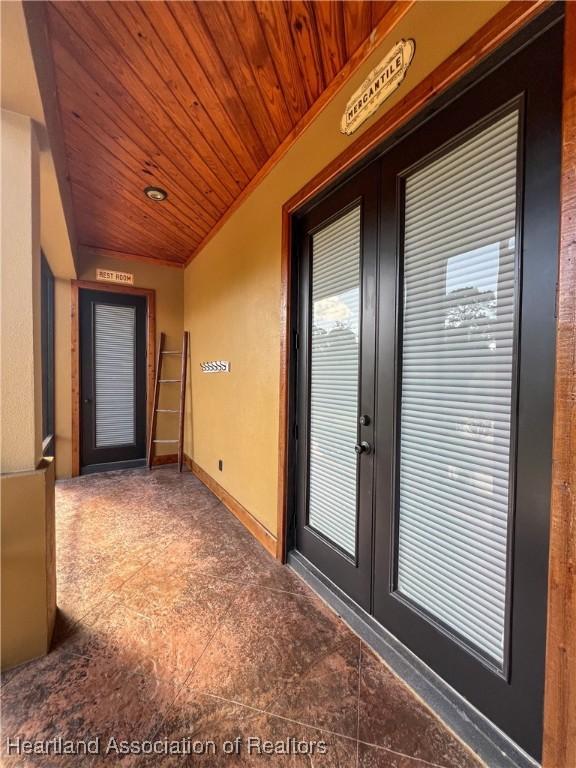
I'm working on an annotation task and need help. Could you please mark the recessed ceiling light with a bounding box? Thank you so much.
[144,186,168,201]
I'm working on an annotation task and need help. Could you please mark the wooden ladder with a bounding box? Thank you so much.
[147,331,189,472]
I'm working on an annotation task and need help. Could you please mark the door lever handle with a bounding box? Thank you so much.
[354,441,372,455]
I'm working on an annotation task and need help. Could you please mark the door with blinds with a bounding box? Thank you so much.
[79,289,147,472]
[295,19,561,761]
[295,165,378,609]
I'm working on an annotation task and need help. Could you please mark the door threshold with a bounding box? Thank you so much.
[80,458,147,475]
[287,550,539,768]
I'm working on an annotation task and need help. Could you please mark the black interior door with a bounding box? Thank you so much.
[80,289,147,472]
[372,22,562,760]
[295,164,378,610]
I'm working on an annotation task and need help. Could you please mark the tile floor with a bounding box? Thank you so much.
[1,467,482,767]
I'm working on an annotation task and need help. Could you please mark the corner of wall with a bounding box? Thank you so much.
[0,459,56,670]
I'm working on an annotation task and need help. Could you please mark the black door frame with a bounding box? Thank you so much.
[294,164,379,610]
[71,280,156,477]
[287,7,563,762]
[79,288,148,473]
[41,253,55,458]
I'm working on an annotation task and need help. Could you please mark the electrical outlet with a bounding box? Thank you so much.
[218,459,223,471]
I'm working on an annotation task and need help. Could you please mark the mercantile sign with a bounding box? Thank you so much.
[341,39,415,135]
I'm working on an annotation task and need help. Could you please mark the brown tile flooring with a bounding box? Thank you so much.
[1,467,482,768]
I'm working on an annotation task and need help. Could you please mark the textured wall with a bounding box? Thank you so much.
[1,110,42,473]
[0,461,56,670]
[183,1,507,537]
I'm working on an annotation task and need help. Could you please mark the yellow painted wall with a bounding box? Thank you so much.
[183,0,507,537]
[1,1,76,282]
[2,0,78,478]
[1,110,43,473]
[1,461,56,670]
[1,106,56,670]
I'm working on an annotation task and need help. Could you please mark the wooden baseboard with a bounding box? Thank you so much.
[151,453,178,466]
[183,454,277,558]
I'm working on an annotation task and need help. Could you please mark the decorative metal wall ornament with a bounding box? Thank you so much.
[341,39,415,135]
[200,361,230,373]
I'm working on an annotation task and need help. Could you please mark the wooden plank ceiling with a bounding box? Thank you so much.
[44,1,396,267]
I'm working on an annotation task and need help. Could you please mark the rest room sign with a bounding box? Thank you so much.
[96,268,134,286]
[341,39,415,135]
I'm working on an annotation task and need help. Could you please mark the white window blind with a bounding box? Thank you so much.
[308,206,361,556]
[94,303,136,448]
[397,111,519,664]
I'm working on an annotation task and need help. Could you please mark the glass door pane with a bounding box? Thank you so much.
[94,302,137,448]
[308,206,361,556]
[397,110,520,665]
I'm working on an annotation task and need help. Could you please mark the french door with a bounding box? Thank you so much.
[294,18,561,760]
[295,165,378,610]
[79,289,147,472]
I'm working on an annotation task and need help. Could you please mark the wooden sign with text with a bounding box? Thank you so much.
[96,268,134,286]
[341,39,415,135]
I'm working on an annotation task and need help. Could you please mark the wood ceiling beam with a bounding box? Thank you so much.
[79,245,184,270]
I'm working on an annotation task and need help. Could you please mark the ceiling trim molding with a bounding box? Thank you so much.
[184,0,415,267]
[79,246,184,270]
[23,1,80,273]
